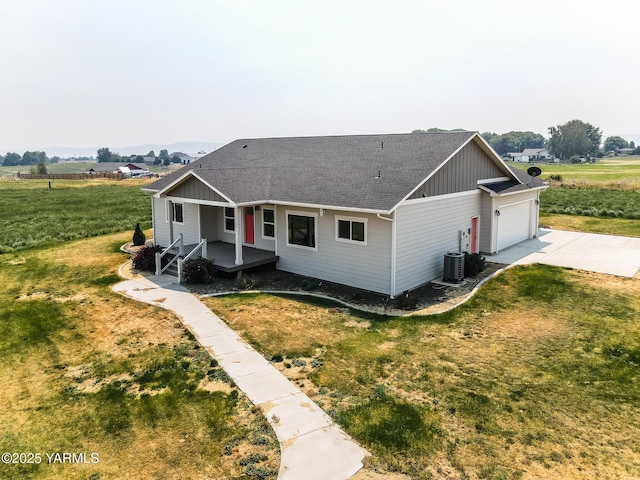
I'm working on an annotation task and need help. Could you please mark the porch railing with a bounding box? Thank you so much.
[177,238,208,283]
[155,234,184,276]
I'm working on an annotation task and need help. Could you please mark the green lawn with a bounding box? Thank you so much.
[540,188,640,219]
[0,179,153,253]
[205,265,640,479]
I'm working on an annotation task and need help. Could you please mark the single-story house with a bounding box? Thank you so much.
[508,148,552,162]
[87,162,149,175]
[143,132,547,297]
[617,147,634,155]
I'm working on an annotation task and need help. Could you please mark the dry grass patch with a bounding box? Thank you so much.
[0,233,279,479]
[205,265,640,479]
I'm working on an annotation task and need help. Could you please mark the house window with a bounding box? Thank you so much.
[263,208,275,238]
[173,203,184,223]
[286,212,316,249]
[336,216,367,244]
[224,207,235,232]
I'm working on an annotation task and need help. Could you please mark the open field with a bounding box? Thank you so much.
[540,188,640,219]
[512,158,640,230]
[0,232,279,479]
[0,161,180,176]
[0,179,153,253]
[205,265,640,479]
[512,156,640,186]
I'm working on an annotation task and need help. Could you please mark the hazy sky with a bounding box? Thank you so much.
[1,0,638,150]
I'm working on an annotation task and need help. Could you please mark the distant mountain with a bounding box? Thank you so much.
[0,141,224,159]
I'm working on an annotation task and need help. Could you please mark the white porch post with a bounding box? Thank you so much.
[167,200,174,243]
[234,206,243,265]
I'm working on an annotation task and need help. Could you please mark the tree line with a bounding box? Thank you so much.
[414,120,640,162]
[97,147,184,166]
[0,151,57,174]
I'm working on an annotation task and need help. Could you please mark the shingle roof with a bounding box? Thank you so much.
[521,148,548,155]
[146,132,521,211]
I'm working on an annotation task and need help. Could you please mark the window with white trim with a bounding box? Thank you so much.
[335,216,366,244]
[263,208,275,238]
[173,203,184,223]
[287,212,316,249]
[224,207,235,232]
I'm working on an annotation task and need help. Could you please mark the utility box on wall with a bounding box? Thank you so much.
[459,229,470,252]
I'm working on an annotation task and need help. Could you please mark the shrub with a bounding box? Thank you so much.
[394,291,418,310]
[182,257,216,284]
[464,253,486,277]
[234,275,258,290]
[132,244,164,272]
[300,279,319,291]
[132,222,146,246]
[549,174,563,182]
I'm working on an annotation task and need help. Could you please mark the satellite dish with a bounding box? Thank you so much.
[527,166,542,177]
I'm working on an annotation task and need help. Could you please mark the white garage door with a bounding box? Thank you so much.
[497,201,532,251]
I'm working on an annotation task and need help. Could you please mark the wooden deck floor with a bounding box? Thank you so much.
[182,241,278,273]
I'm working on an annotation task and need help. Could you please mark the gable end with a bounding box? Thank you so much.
[408,140,509,199]
[164,175,228,203]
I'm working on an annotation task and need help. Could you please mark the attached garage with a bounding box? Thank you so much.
[479,177,546,255]
[496,200,533,251]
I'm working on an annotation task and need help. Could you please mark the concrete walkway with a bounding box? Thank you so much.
[113,274,367,480]
[490,228,640,277]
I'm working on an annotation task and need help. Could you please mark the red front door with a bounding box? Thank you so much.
[470,216,479,254]
[244,207,255,244]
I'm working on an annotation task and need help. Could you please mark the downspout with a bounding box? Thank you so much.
[377,213,396,299]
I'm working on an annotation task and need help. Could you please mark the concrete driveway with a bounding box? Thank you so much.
[489,229,640,278]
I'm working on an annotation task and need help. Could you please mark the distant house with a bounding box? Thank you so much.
[617,148,634,155]
[143,132,547,297]
[508,148,552,162]
[171,153,196,164]
[87,162,149,176]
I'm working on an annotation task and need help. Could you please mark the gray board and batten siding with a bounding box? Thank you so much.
[166,175,228,203]
[408,140,509,199]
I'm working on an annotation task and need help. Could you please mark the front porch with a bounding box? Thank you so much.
[182,240,278,273]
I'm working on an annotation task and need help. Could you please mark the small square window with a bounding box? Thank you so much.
[287,213,315,248]
[335,216,366,244]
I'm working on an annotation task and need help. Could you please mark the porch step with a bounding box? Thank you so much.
[165,264,178,276]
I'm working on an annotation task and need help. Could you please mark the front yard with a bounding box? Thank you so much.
[0,233,279,480]
[204,265,640,479]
